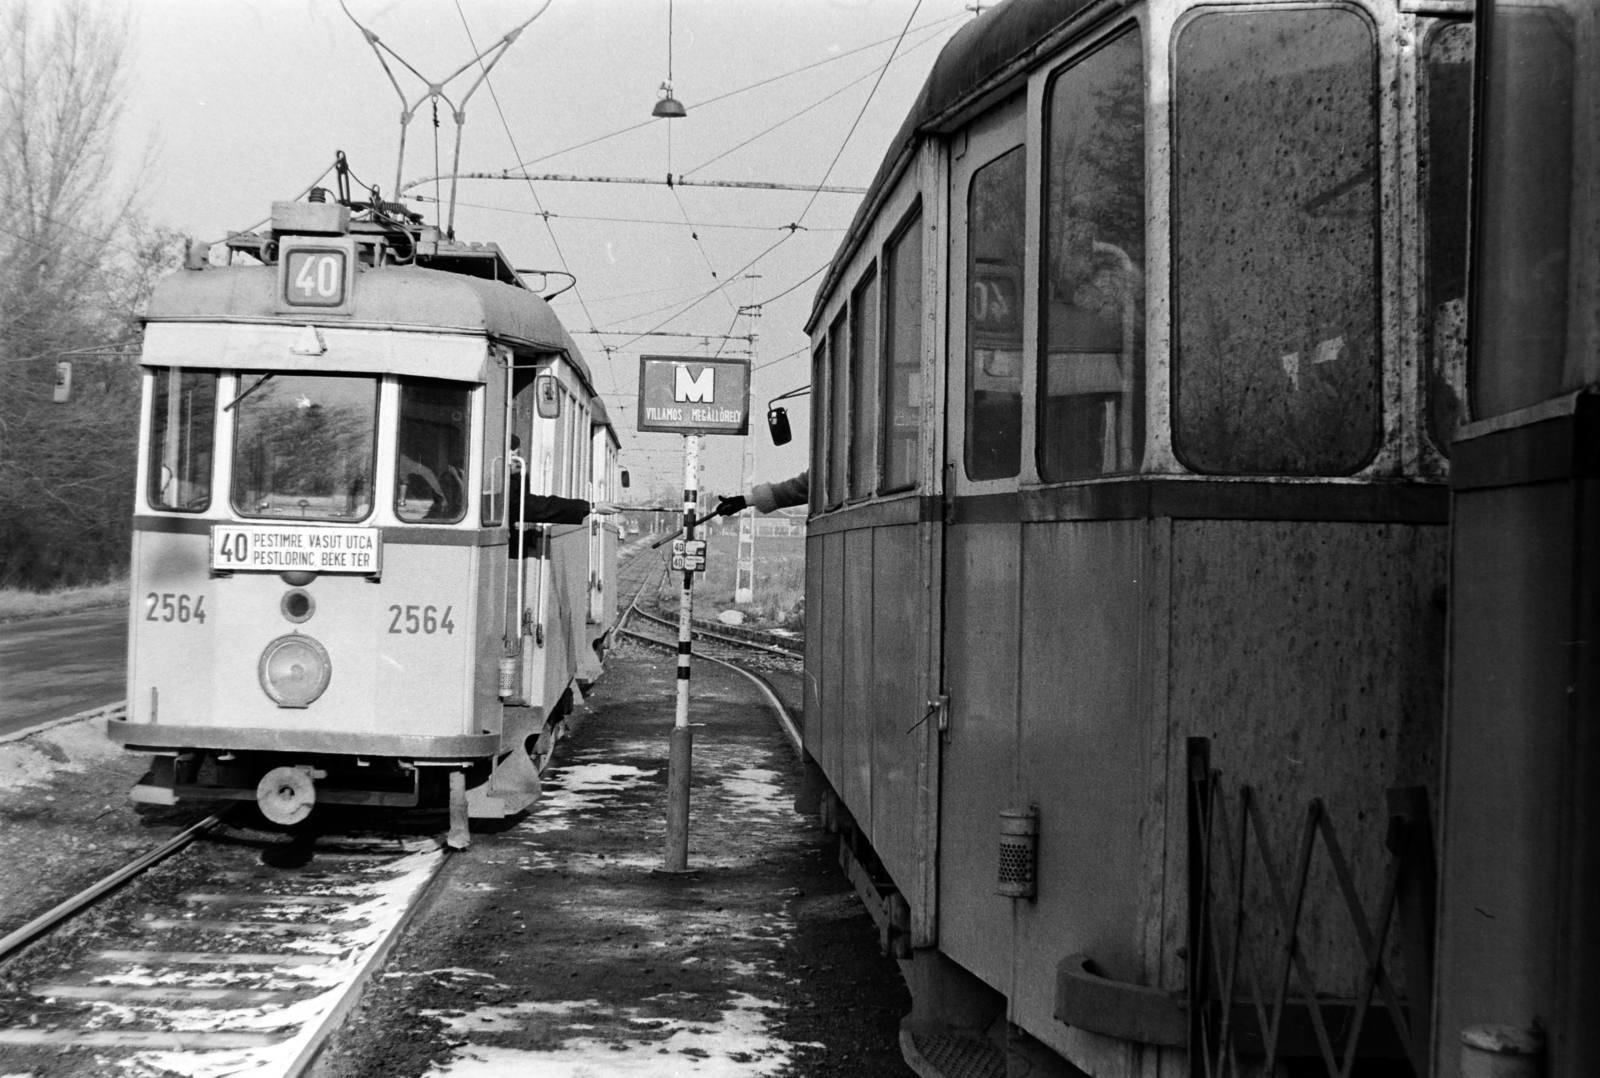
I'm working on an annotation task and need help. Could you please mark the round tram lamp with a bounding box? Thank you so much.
[653,83,687,119]
[259,634,333,708]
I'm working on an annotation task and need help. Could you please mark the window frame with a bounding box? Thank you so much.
[848,262,881,501]
[392,377,474,526]
[879,201,925,495]
[810,341,830,515]
[144,366,219,514]
[827,310,850,509]
[229,370,382,524]
[1036,22,1148,485]
[1168,1,1385,478]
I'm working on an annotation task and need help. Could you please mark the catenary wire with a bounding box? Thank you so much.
[682,19,953,179]
[453,0,619,396]
[796,0,925,228]
[503,11,967,173]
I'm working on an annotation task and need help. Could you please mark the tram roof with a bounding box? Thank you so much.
[591,396,620,441]
[807,0,1097,331]
[145,263,595,386]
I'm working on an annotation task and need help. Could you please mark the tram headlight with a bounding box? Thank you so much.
[259,634,332,708]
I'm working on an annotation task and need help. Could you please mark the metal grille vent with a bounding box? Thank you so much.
[996,806,1039,899]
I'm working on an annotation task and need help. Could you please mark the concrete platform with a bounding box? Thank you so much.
[314,636,916,1078]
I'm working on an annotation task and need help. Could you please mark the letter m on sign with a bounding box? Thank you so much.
[673,365,715,403]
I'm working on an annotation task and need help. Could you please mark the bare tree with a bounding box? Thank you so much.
[0,0,174,589]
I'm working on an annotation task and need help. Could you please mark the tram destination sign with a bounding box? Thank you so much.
[211,524,382,574]
[636,356,750,436]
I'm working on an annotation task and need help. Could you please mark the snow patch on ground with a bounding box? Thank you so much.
[717,769,787,816]
[521,763,658,831]
[421,993,797,1077]
[0,719,121,791]
[104,845,445,1078]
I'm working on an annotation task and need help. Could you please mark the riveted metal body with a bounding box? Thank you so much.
[797,0,1467,1073]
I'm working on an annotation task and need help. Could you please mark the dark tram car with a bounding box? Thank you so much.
[800,0,1471,1073]
[111,197,614,839]
[1434,0,1600,1074]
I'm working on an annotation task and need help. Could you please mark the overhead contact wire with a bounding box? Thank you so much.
[454,0,620,398]
[502,12,967,173]
[796,0,926,228]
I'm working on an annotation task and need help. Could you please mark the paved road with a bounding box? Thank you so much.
[0,607,126,738]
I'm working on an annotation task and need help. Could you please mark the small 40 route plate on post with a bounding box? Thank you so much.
[211,524,382,575]
[671,539,707,572]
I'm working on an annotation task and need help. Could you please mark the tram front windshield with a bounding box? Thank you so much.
[231,373,378,521]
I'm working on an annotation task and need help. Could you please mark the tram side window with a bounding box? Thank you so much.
[811,343,829,514]
[1471,2,1577,417]
[147,367,217,512]
[828,312,849,507]
[881,211,923,493]
[850,267,879,499]
[396,380,470,524]
[1174,9,1381,475]
[1039,28,1145,482]
[966,146,1025,482]
[232,373,378,522]
[1422,22,1473,452]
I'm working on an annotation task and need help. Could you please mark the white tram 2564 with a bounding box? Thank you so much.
[109,194,624,845]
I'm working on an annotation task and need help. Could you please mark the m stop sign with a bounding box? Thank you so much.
[636,356,751,436]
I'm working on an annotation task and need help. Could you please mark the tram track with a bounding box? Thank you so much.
[0,543,794,1076]
[613,546,803,755]
[0,819,450,1076]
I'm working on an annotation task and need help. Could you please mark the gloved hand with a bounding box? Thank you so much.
[715,494,748,516]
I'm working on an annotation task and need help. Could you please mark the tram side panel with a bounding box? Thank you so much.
[126,525,215,727]
[1000,516,1447,1069]
[803,533,826,757]
[937,518,1022,991]
[869,522,923,891]
[476,534,510,746]
[840,528,874,826]
[536,523,590,713]
[1009,517,1159,1066]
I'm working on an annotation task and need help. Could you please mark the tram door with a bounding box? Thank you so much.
[938,96,1027,991]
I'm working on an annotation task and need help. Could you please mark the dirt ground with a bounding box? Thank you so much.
[313,637,915,1078]
[0,717,214,944]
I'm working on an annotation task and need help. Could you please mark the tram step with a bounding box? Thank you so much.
[899,1027,1006,1078]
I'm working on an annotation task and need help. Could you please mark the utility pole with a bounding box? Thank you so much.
[734,275,761,605]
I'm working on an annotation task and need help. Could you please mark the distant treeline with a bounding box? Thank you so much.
[0,1,187,589]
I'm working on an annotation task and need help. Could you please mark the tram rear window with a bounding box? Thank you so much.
[146,368,217,513]
[881,211,923,493]
[828,312,848,508]
[1039,27,1145,482]
[231,373,378,522]
[849,267,879,499]
[396,380,471,524]
[1173,8,1381,475]
[965,145,1026,482]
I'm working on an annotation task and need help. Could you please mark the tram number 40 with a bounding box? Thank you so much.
[283,249,347,307]
[387,605,456,635]
[145,592,206,624]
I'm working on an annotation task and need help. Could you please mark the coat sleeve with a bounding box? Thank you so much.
[750,470,809,514]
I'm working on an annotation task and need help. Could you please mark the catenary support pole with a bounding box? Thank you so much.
[664,433,699,871]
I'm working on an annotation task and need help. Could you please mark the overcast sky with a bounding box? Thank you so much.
[115,0,974,501]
